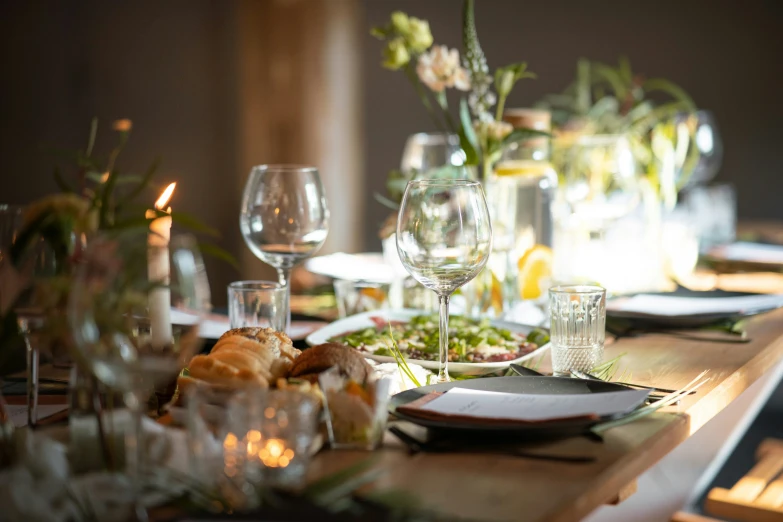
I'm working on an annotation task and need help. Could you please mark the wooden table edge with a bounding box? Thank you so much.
[548,412,691,522]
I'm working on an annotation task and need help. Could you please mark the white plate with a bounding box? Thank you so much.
[304,252,395,283]
[305,309,550,375]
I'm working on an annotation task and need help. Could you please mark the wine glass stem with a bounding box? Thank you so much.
[276,267,292,333]
[125,388,149,522]
[437,293,451,383]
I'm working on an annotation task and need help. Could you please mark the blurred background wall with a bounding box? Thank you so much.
[1,0,781,303]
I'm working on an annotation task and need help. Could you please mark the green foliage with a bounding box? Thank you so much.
[0,119,235,361]
[537,57,700,205]
[371,0,538,181]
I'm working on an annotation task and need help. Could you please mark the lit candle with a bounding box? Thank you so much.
[147,183,176,348]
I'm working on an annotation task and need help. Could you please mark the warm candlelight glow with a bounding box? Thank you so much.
[155,182,177,210]
[257,438,294,468]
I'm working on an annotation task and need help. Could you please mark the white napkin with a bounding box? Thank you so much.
[712,242,783,264]
[607,293,783,317]
[305,252,395,283]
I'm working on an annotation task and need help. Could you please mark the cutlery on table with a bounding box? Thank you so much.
[570,370,696,396]
[509,363,673,403]
[509,364,545,377]
[388,425,596,464]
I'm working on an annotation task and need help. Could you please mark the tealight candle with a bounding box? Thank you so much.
[225,390,318,488]
[147,182,176,348]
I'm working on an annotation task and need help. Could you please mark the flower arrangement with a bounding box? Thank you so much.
[372,0,543,180]
[536,58,699,207]
[0,119,231,362]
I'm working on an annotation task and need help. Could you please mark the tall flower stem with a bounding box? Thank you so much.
[405,65,447,133]
[435,91,460,134]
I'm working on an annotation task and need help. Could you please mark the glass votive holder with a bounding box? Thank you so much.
[185,383,262,510]
[549,285,606,376]
[319,369,391,450]
[225,389,319,489]
[333,279,390,318]
[228,281,286,330]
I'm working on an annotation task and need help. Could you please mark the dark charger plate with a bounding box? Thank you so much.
[606,289,777,328]
[389,376,630,436]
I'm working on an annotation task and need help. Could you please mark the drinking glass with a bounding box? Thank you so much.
[228,280,286,330]
[396,179,492,382]
[240,165,329,332]
[333,279,390,318]
[400,132,466,176]
[69,233,211,518]
[676,110,723,189]
[549,285,606,376]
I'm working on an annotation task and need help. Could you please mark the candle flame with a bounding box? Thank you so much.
[155,182,177,210]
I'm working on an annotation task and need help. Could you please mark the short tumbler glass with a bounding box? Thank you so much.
[549,285,606,376]
[333,279,390,318]
[228,281,286,330]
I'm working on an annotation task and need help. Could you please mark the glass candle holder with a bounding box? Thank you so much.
[228,281,286,330]
[225,390,319,489]
[549,285,606,376]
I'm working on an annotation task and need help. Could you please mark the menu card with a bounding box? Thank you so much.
[607,293,783,317]
[397,387,649,425]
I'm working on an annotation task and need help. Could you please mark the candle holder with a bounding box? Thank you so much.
[225,390,319,489]
[319,369,391,450]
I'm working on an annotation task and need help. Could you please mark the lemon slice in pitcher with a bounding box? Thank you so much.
[517,245,553,300]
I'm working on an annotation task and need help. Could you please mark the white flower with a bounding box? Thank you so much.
[416,45,471,93]
[473,120,513,142]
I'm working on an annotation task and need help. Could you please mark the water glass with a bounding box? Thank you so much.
[240,165,329,333]
[228,281,286,330]
[549,285,606,376]
[396,179,492,383]
[681,183,736,251]
[333,279,390,318]
[225,389,319,489]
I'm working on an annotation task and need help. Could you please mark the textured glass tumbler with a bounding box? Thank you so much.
[549,285,606,376]
[228,281,286,330]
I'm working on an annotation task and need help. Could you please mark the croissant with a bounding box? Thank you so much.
[188,354,269,388]
[181,326,302,392]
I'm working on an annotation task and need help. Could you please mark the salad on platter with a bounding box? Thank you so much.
[328,314,549,364]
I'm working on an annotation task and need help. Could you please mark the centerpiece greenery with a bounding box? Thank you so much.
[0,118,231,365]
[372,0,544,185]
[536,58,699,208]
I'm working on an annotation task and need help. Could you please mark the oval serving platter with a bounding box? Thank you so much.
[306,309,549,375]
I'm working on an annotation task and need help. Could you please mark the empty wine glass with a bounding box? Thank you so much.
[240,165,329,332]
[69,233,211,518]
[396,180,492,382]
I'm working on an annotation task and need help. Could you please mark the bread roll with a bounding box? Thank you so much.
[270,357,293,381]
[289,342,372,384]
[189,354,268,388]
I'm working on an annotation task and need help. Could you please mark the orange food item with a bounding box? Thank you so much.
[345,380,372,406]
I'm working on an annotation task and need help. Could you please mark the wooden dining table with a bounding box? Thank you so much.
[306,305,783,522]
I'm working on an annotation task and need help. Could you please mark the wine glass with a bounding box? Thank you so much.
[396,180,492,382]
[240,165,329,332]
[69,232,211,518]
